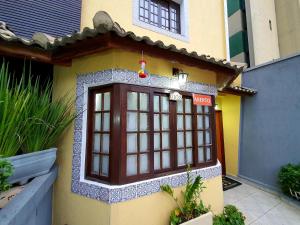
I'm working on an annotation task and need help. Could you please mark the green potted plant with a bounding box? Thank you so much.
[213,205,245,225]
[278,163,300,200]
[160,169,212,225]
[0,62,76,185]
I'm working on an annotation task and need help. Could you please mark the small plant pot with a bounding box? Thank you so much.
[180,212,213,225]
[6,148,57,185]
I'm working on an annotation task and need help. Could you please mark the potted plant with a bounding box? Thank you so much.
[278,163,300,200]
[213,205,245,225]
[160,169,212,225]
[0,62,76,185]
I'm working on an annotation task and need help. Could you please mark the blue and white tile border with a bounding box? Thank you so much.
[71,69,220,204]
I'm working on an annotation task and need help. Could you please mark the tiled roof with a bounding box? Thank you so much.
[0,12,244,75]
[223,85,257,96]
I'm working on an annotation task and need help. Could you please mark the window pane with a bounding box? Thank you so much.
[127,155,137,176]
[177,132,184,148]
[206,147,212,161]
[95,93,102,111]
[197,131,204,146]
[140,93,149,111]
[177,115,184,130]
[185,99,192,113]
[140,133,148,152]
[186,131,192,147]
[103,92,110,110]
[197,105,203,113]
[154,95,160,112]
[185,115,192,130]
[94,134,101,152]
[127,92,138,110]
[177,100,183,113]
[127,134,137,153]
[140,154,149,174]
[177,149,185,166]
[140,113,149,131]
[162,114,169,130]
[92,155,100,174]
[161,96,169,112]
[206,131,211,144]
[154,152,160,170]
[205,115,210,129]
[101,156,109,176]
[186,148,193,164]
[103,113,110,131]
[154,133,160,150]
[204,106,210,113]
[197,115,203,129]
[198,147,204,162]
[102,134,110,153]
[154,114,160,131]
[127,112,138,131]
[162,151,170,169]
[94,113,101,131]
[162,132,169,149]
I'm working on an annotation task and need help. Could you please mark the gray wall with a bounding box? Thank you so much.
[239,54,300,191]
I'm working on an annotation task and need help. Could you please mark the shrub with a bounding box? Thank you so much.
[0,158,14,192]
[278,163,300,196]
[160,168,210,225]
[213,205,245,225]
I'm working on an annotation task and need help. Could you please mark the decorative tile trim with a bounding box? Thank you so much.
[71,69,220,204]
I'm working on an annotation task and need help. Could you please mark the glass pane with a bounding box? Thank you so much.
[177,115,184,130]
[186,148,193,164]
[162,114,169,130]
[95,93,102,111]
[206,131,211,144]
[127,112,138,131]
[162,151,170,169]
[154,114,160,131]
[102,134,110,153]
[177,132,184,148]
[154,95,160,112]
[101,156,109,176]
[140,93,149,111]
[205,116,210,129]
[177,149,185,166]
[94,113,101,131]
[204,106,210,113]
[103,92,110,110]
[140,113,148,131]
[154,152,160,170]
[197,105,203,113]
[154,133,160,150]
[185,115,192,130]
[161,96,169,112]
[92,155,100,174]
[186,131,192,147]
[177,100,183,113]
[185,99,192,113]
[197,115,203,129]
[94,134,101,152]
[127,134,137,153]
[162,132,169,149]
[140,154,149,174]
[140,133,148,152]
[206,147,212,161]
[103,113,110,131]
[198,147,204,162]
[197,131,204,146]
[127,155,137,176]
[127,92,138,110]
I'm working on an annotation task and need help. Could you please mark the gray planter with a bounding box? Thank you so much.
[6,148,57,185]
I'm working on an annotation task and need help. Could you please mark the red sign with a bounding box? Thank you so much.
[192,94,212,106]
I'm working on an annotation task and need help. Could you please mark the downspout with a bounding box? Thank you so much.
[224,0,230,61]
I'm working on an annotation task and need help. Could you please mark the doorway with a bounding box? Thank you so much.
[215,110,226,175]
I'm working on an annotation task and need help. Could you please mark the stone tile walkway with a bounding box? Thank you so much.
[224,180,300,225]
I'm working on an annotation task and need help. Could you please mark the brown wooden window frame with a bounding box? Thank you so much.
[139,0,181,34]
[86,84,217,185]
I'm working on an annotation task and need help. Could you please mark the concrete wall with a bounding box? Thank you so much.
[240,54,300,191]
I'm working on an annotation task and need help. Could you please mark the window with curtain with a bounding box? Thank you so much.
[86,84,216,185]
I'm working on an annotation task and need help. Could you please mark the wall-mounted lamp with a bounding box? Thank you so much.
[173,68,189,85]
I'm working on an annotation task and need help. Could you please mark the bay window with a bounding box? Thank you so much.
[86,84,216,185]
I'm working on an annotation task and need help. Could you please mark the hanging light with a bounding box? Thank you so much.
[173,68,189,85]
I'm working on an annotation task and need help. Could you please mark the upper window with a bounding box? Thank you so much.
[139,0,181,34]
[86,84,216,185]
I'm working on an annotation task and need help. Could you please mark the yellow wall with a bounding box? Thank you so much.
[80,0,227,59]
[52,49,223,225]
[216,94,241,176]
